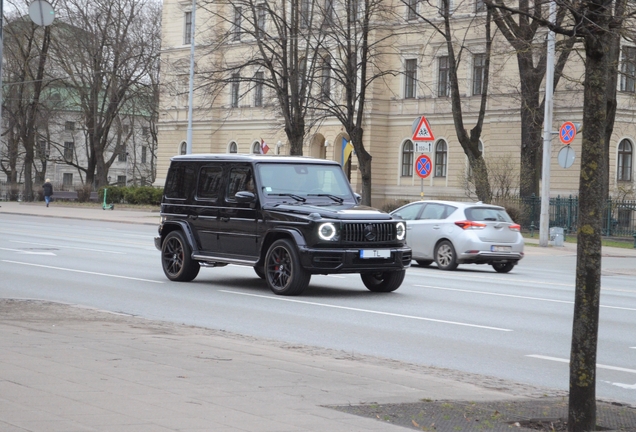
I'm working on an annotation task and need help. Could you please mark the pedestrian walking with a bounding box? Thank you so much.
[43,179,53,207]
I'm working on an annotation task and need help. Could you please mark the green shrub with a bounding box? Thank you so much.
[98,185,161,205]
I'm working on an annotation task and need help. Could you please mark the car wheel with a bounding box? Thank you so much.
[435,240,458,270]
[492,262,515,273]
[416,260,433,267]
[361,270,405,292]
[162,231,200,282]
[254,265,265,279]
[265,239,311,295]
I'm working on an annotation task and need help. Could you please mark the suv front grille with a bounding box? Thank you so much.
[342,222,395,243]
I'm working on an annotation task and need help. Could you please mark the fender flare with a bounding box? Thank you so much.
[160,221,199,253]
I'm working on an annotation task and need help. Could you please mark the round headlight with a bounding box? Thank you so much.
[318,223,337,241]
[396,222,406,240]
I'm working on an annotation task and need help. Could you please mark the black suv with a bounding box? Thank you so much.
[155,154,411,295]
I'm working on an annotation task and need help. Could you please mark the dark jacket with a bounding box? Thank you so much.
[43,182,54,197]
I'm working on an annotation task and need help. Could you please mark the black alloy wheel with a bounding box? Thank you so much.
[161,231,200,282]
[265,239,311,295]
[360,270,406,292]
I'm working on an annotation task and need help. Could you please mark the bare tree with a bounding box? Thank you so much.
[50,0,161,189]
[196,0,327,154]
[405,0,495,202]
[486,0,576,198]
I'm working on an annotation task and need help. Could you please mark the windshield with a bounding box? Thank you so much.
[257,163,353,201]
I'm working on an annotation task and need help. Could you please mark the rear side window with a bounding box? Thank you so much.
[226,166,253,201]
[465,207,512,222]
[197,166,223,200]
[164,163,197,199]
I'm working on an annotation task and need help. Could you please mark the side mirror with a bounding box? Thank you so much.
[235,191,256,203]
[354,193,362,204]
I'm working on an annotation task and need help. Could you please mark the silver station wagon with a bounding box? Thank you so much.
[390,200,524,273]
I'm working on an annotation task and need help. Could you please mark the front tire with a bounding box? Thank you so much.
[492,262,515,273]
[435,240,458,271]
[265,239,310,295]
[161,231,200,282]
[361,270,405,292]
[254,265,265,279]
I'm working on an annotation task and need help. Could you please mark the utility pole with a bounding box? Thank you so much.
[185,0,196,155]
[539,0,556,247]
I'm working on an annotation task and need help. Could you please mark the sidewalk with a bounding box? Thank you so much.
[1,201,635,431]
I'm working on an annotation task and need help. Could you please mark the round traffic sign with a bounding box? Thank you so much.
[558,145,576,169]
[29,0,55,26]
[415,154,432,179]
[559,121,576,145]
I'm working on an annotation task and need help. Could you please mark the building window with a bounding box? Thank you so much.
[64,141,74,161]
[404,59,417,99]
[254,72,264,107]
[141,146,147,164]
[321,56,331,100]
[233,7,242,41]
[620,46,636,93]
[123,124,130,134]
[438,56,450,97]
[180,142,187,155]
[256,3,266,36]
[301,0,310,28]
[65,121,75,131]
[473,53,486,95]
[37,141,47,158]
[251,141,261,154]
[617,139,633,181]
[401,140,414,177]
[118,151,128,162]
[63,173,73,187]
[184,11,192,45]
[475,0,486,12]
[229,141,238,153]
[435,140,447,177]
[117,175,127,186]
[231,74,240,108]
[407,0,418,20]
[324,0,334,26]
[142,126,149,137]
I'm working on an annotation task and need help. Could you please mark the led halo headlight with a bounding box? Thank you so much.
[396,222,406,240]
[318,222,337,241]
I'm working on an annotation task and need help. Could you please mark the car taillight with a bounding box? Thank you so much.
[454,220,486,230]
[509,224,521,232]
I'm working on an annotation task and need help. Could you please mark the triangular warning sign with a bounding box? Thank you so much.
[412,116,435,142]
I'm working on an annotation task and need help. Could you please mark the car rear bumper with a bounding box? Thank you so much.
[298,246,412,273]
[457,250,524,264]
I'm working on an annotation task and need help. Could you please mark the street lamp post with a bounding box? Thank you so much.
[125,152,129,186]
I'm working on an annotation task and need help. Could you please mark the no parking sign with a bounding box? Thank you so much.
[415,154,432,179]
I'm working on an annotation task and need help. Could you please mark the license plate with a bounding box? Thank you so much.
[491,245,512,252]
[360,249,391,259]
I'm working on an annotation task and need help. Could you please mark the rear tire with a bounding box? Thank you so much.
[361,270,405,292]
[265,239,310,295]
[492,262,515,273]
[416,260,433,267]
[435,240,458,271]
[161,231,200,282]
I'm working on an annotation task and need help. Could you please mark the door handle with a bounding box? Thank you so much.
[220,217,230,222]
[189,214,198,220]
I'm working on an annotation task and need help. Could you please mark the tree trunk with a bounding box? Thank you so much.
[517,58,543,198]
[349,127,372,206]
[567,22,610,432]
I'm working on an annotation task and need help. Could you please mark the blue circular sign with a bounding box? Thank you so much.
[559,121,576,145]
[415,154,432,179]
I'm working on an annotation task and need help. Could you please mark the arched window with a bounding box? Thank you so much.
[618,139,633,181]
[435,140,447,177]
[228,141,238,153]
[251,141,261,154]
[179,141,187,155]
[401,140,414,177]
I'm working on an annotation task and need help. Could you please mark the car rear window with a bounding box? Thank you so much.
[465,207,513,222]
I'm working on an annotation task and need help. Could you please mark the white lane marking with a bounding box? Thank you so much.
[602,381,636,390]
[415,285,636,312]
[219,290,512,332]
[527,355,636,374]
[2,260,164,284]
[10,240,126,255]
[0,247,56,256]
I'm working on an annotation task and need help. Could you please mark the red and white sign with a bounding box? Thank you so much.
[415,154,432,179]
[559,122,576,145]
[412,116,435,142]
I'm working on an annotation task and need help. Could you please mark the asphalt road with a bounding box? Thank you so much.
[1,213,635,406]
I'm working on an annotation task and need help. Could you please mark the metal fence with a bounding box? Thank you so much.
[515,195,636,238]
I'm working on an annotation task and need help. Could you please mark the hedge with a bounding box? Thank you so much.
[98,186,163,205]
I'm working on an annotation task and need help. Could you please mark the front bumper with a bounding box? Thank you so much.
[298,246,412,273]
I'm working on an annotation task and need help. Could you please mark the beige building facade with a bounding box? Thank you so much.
[157,0,636,207]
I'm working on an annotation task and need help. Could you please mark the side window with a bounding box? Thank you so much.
[164,163,196,199]
[197,166,223,200]
[394,203,423,220]
[419,203,451,220]
[226,166,254,201]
